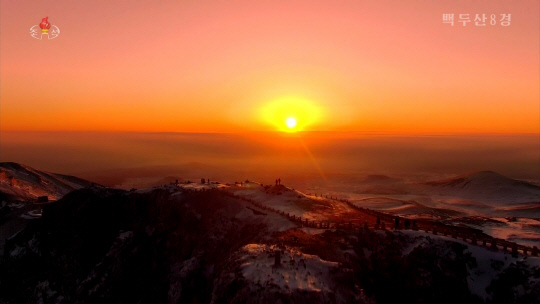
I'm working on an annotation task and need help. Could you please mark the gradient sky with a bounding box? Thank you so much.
[1,0,538,133]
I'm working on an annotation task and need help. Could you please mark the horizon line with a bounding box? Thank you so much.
[1,129,539,136]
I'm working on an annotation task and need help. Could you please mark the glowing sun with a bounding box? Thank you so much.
[286,117,297,129]
[259,96,323,132]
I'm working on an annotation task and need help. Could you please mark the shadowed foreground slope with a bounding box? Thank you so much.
[1,186,539,304]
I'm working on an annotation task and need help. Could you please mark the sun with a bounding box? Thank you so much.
[286,117,297,129]
[259,96,324,133]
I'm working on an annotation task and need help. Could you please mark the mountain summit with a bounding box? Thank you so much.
[424,171,540,205]
[0,162,92,201]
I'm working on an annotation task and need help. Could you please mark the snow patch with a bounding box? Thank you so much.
[239,244,338,293]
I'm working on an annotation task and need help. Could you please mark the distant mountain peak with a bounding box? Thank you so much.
[424,170,540,205]
[0,162,92,201]
[0,162,31,171]
[427,170,513,186]
[464,170,506,179]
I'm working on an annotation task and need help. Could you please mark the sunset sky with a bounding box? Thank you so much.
[1,0,538,133]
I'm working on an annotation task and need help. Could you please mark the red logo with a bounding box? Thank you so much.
[30,17,60,40]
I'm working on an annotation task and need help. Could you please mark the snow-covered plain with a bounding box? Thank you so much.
[323,172,540,247]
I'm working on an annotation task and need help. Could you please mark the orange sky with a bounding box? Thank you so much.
[0,0,538,133]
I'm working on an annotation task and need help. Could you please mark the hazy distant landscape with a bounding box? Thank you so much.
[2,131,538,187]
